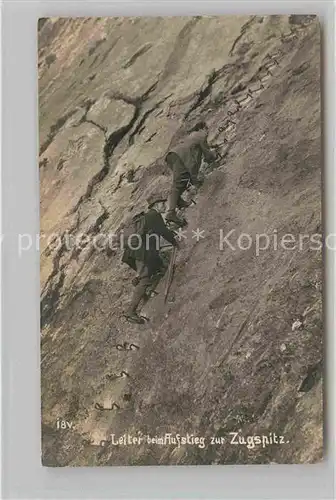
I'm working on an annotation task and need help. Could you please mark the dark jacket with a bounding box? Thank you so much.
[122,208,177,276]
[166,130,216,184]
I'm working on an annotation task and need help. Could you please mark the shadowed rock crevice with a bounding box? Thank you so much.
[43,235,67,284]
[184,63,236,119]
[69,105,139,215]
[128,93,173,145]
[103,105,139,163]
[85,119,107,133]
[229,16,258,56]
[100,37,120,65]
[41,271,65,329]
[69,81,161,215]
[122,42,153,69]
[298,360,323,393]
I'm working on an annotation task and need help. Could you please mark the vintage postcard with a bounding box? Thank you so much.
[39,15,322,466]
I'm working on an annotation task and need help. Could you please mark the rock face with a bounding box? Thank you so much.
[39,15,322,466]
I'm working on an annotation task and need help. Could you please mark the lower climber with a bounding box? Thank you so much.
[165,120,217,227]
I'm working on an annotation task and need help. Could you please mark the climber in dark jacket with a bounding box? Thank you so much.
[122,191,179,324]
[165,120,217,226]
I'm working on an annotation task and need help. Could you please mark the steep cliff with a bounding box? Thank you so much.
[39,15,322,466]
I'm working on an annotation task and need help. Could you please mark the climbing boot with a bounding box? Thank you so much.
[123,311,146,325]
